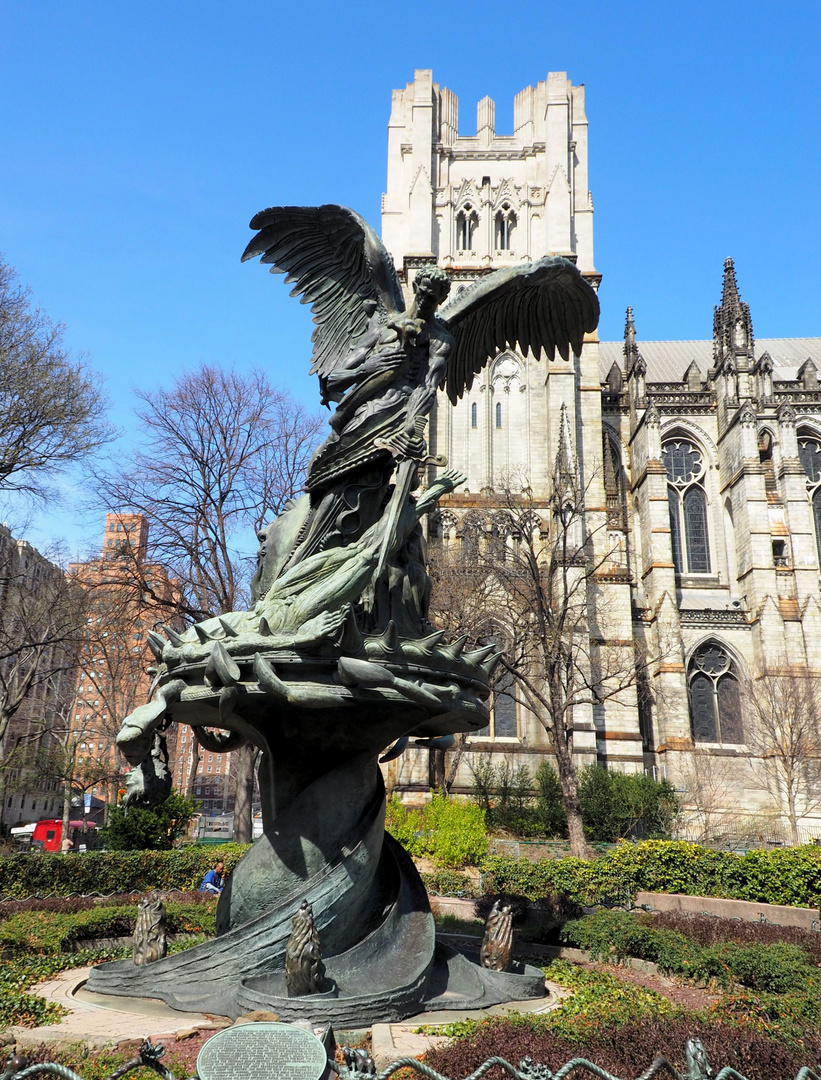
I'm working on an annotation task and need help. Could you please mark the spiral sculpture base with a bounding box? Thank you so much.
[87,732,544,1022]
[89,646,545,1025]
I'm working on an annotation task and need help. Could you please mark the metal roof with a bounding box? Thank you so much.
[598,338,821,383]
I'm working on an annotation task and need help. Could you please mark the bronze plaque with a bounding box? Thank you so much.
[197,1022,327,1080]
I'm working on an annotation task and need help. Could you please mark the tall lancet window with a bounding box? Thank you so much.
[455,204,478,251]
[494,203,517,251]
[471,402,477,428]
[662,439,711,574]
[476,669,519,738]
[495,402,502,428]
[798,430,821,566]
[603,430,627,531]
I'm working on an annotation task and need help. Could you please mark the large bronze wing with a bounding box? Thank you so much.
[437,257,600,404]
[241,205,406,379]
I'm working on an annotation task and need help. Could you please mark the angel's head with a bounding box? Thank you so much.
[413,265,450,314]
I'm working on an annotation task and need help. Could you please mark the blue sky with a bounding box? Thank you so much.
[1,1,820,553]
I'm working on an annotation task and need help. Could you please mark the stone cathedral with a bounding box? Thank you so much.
[380,70,821,842]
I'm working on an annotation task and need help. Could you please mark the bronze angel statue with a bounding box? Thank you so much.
[117,203,599,779]
[94,203,599,1022]
[243,204,599,603]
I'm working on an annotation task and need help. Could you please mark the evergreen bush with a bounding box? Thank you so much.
[578,765,679,842]
[100,791,198,850]
[0,843,247,899]
[469,761,678,841]
[0,900,216,956]
[481,840,821,907]
[534,761,568,837]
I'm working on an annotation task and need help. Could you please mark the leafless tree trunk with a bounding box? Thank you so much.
[61,778,72,850]
[90,365,323,840]
[676,751,736,846]
[186,746,202,799]
[0,542,87,751]
[231,743,257,843]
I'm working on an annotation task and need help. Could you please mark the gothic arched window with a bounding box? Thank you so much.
[476,669,519,738]
[688,642,743,744]
[495,402,502,428]
[494,203,517,251]
[798,430,821,566]
[456,203,479,251]
[492,671,518,736]
[662,439,711,573]
[603,430,627,530]
[471,402,477,429]
[461,512,485,564]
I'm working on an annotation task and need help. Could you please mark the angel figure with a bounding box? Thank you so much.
[243,205,599,601]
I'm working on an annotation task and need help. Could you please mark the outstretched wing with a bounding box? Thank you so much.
[242,205,405,379]
[438,257,600,404]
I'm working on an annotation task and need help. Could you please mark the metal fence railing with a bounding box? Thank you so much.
[3,1038,821,1080]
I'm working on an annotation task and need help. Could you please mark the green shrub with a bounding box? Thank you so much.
[560,909,821,995]
[560,909,695,971]
[722,942,816,994]
[386,793,487,868]
[0,844,248,899]
[419,794,488,868]
[578,766,679,842]
[481,840,821,908]
[385,795,422,853]
[0,900,217,956]
[534,762,568,838]
[100,791,199,851]
[0,898,216,1028]
[470,760,570,839]
[421,869,477,897]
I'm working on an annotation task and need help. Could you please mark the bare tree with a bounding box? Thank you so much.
[0,538,88,835]
[27,713,120,843]
[0,541,86,753]
[92,364,323,841]
[742,668,821,846]
[426,545,497,794]
[675,751,737,846]
[428,425,654,859]
[69,565,177,820]
[0,254,112,504]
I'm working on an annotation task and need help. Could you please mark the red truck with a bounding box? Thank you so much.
[12,819,100,852]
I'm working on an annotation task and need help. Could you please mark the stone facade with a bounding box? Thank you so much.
[67,515,233,816]
[381,70,821,843]
[0,525,75,829]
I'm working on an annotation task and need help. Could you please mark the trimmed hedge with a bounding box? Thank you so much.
[0,901,217,956]
[0,844,248,899]
[5,837,821,908]
[560,910,820,991]
[481,840,821,908]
